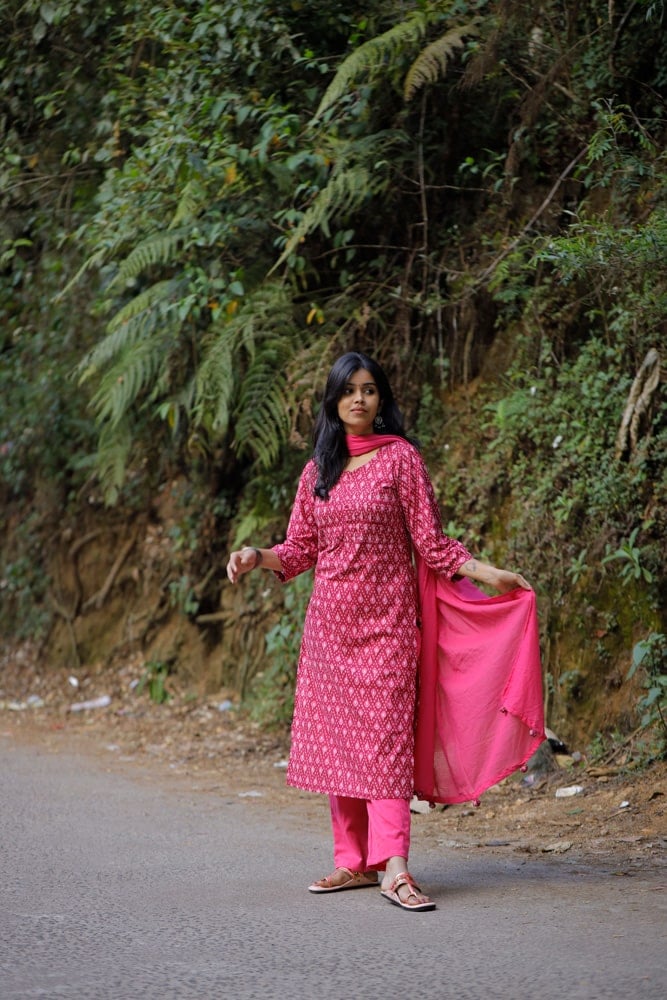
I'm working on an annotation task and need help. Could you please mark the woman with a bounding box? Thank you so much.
[226,351,532,912]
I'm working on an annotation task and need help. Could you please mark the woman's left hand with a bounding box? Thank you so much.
[459,559,531,593]
[490,568,531,593]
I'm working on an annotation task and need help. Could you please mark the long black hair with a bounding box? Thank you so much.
[312,351,412,499]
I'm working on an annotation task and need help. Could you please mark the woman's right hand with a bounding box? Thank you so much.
[226,548,259,584]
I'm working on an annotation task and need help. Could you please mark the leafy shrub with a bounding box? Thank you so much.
[247,571,313,726]
[628,633,667,755]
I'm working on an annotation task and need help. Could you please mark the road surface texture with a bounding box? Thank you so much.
[1,735,665,1000]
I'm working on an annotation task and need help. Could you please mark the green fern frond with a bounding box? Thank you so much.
[230,283,294,358]
[58,239,123,298]
[174,374,196,415]
[194,331,235,432]
[77,281,178,382]
[404,21,480,101]
[195,282,298,465]
[155,376,197,437]
[271,165,376,272]
[89,327,174,428]
[194,282,294,437]
[226,285,292,353]
[315,9,429,119]
[234,343,293,467]
[109,227,190,288]
[169,177,206,229]
[107,280,175,333]
[96,418,133,506]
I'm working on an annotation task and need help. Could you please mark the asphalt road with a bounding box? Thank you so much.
[1,736,665,1000]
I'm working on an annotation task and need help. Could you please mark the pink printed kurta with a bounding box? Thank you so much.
[272,440,470,800]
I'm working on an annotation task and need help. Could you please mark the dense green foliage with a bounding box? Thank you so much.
[1,0,665,746]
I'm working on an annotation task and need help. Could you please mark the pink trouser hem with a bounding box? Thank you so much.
[329,794,411,871]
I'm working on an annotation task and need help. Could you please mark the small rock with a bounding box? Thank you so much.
[4,697,44,711]
[521,772,546,789]
[410,796,433,814]
[69,695,112,712]
[542,840,573,854]
[555,785,584,798]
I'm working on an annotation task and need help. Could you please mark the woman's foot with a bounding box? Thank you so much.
[308,867,379,893]
[380,871,436,911]
[381,856,435,910]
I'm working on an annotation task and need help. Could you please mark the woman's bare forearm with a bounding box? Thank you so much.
[458,558,531,593]
[226,546,282,584]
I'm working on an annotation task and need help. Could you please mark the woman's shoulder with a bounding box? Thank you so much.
[383,436,421,460]
[300,456,318,482]
[382,438,432,481]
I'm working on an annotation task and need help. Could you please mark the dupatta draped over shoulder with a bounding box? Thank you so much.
[347,433,545,805]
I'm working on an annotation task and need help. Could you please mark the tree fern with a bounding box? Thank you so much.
[107,281,177,332]
[226,282,294,360]
[194,282,299,465]
[59,238,125,298]
[165,376,197,437]
[271,164,377,272]
[108,227,191,289]
[95,418,133,506]
[404,21,480,101]
[77,280,181,382]
[315,8,430,119]
[169,176,207,229]
[88,324,178,429]
[193,325,235,433]
[233,339,294,467]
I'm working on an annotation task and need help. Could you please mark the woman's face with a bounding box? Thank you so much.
[336,368,381,435]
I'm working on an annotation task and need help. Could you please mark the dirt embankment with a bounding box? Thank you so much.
[2,648,665,873]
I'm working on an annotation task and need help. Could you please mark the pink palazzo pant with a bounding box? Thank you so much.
[329,795,411,872]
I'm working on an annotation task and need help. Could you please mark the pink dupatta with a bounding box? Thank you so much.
[346,433,545,804]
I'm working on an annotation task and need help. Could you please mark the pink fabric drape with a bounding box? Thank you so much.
[414,561,545,804]
[346,433,546,805]
[346,433,407,455]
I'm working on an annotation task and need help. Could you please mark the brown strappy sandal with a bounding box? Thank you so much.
[308,867,379,893]
[380,871,436,911]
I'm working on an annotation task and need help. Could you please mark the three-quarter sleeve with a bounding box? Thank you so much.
[271,461,319,582]
[395,444,471,578]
